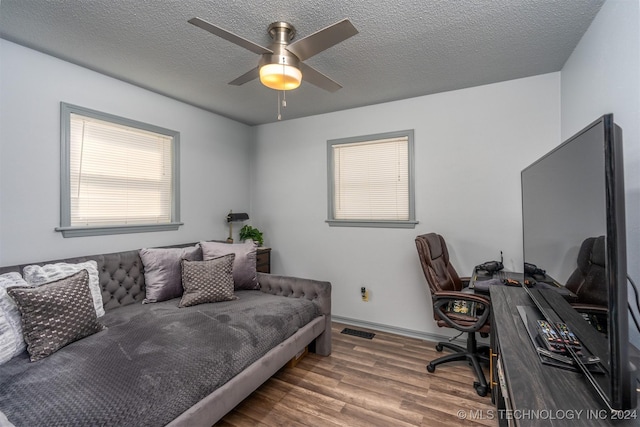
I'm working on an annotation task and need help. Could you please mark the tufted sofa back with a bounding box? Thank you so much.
[0,242,197,311]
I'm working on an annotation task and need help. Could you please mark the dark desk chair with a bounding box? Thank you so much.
[565,236,608,333]
[415,233,491,396]
[566,236,607,306]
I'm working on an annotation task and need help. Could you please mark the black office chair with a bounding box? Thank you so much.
[566,236,607,305]
[565,236,609,334]
[415,233,491,396]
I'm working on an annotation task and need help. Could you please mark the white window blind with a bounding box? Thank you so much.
[328,131,416,228]
[68,112,173,227]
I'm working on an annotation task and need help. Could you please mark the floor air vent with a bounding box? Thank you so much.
[341,328,375,339]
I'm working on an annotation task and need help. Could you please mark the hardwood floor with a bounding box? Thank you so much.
[217,322,498,427]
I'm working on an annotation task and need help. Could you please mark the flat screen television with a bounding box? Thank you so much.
[521,114,635,410]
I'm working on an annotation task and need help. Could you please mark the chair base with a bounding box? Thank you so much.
[426,333,490,397]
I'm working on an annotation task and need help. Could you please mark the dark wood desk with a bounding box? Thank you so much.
[489,286,638,426]
[470,270,577,301]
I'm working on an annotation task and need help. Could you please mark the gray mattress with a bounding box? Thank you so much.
[0,290,320,427]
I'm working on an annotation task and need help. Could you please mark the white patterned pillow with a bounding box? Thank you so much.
[0,409,15,427]
[23,261,105,318]
[0,272,30,364]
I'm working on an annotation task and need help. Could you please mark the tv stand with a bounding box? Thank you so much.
[490,286,638,426]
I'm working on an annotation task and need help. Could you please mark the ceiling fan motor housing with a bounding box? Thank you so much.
[258,22,302,90]
[268,22,296,43]
[259,22,301,69]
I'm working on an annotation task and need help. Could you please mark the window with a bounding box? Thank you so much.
[327,130,417,228]
[57,103,182,237]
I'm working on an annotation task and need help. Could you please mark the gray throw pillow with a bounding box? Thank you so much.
[140,245,202,303]
[7,270,106,361]
[200,240,258,290]
[179,254,237,308]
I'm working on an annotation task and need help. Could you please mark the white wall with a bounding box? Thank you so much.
[6,10,628,343]
[0,40,253,266]
[252,73,561,338]
[560,0,640,347]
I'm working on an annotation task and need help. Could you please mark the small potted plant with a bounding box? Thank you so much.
[239,225,264,246]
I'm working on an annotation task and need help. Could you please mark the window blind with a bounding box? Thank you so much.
[333,136,409,221]
[69,113,173,226]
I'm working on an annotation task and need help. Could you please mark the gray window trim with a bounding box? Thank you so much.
[57,102,182,238]
[326,129,418,229]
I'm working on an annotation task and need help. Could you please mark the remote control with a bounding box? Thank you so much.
[555,322,581,350]
[536,320,566,353]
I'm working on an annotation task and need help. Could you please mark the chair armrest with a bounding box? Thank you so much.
[570,303,607,315]
[432,291,490,333]
[434,290,490,306]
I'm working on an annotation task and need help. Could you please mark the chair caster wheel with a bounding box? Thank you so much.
[426,363,436,373]
[474,381,488,397]
[435,344,443,352]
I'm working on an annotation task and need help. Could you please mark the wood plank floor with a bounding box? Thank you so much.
[217,322,498,427]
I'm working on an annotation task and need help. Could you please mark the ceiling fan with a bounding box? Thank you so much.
[188,17,358,92]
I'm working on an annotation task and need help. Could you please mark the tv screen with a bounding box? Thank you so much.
[522,114,634,410]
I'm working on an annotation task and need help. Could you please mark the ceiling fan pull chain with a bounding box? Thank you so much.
[281,62,287,107]
[277,91,282,121]
[276,61,286,121]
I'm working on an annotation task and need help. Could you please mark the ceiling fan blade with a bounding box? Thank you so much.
[188,17,273,55]
[299,63,342,92]
[286,19,358,62]
[228,67,260,86]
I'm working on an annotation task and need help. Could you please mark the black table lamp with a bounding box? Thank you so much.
[226,211,249,243]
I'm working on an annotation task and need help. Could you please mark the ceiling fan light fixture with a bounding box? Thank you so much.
[259,63,302,90]
[188,17,357,93]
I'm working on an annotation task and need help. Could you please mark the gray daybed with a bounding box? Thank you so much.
[0,245,332,426]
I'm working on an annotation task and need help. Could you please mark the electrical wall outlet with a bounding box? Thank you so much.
[361,286,369,302]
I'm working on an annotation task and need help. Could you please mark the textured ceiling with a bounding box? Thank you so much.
[0,0,604,126]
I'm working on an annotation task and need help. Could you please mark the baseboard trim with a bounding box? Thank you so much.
[332,315,467,345]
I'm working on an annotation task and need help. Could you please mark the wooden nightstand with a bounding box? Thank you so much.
[256,247,271,273]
